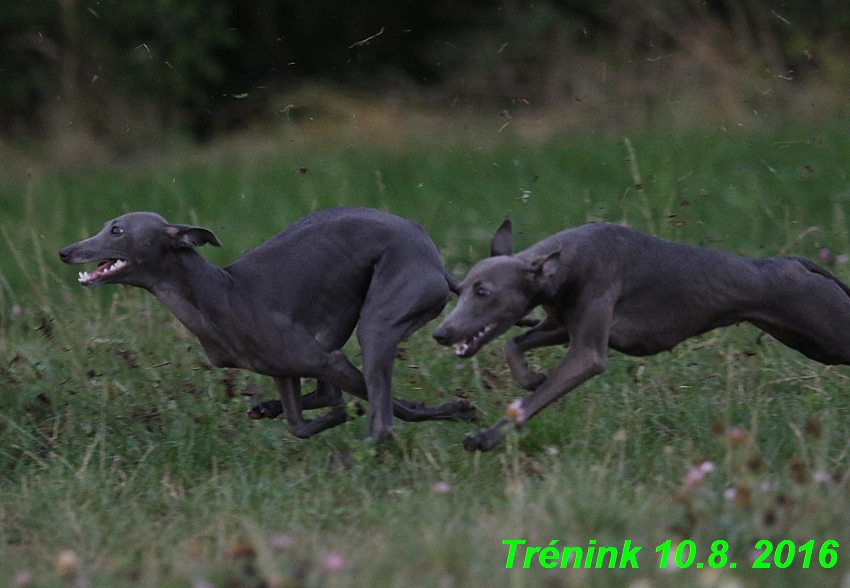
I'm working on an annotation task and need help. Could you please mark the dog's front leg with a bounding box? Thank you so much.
[465,299,613,452]
[504,317,570,390]
[464,346,606,451]
[462,417,513,452]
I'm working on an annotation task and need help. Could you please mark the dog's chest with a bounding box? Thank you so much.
[607,316,691,356]
[198,335,281,374]
[199,339,240,369]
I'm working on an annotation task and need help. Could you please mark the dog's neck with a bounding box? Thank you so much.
[146,249,234,347]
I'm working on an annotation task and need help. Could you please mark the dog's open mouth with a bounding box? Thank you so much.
[78,259,128,286]
[453,323,498,358]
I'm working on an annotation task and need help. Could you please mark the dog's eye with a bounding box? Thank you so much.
[475,286,490,297]
[110,226,123,235]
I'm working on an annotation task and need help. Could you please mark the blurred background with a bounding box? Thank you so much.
[2,0,848,163]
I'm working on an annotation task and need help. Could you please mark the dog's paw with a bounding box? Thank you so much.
[396,398,426,411]
[463,429,506,452]
[452,398,474,411]
[451,399,478,422]
[462,434,482,452]
[247,399,283,420]
[289,419,317,439]
[291,406,349,439]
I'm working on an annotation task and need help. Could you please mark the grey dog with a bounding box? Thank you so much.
[433,219,850,452]
[60,208,475,442]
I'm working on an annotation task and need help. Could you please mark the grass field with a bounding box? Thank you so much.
[2,121,850,587]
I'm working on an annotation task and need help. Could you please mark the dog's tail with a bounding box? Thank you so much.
[791,256,850,298]
[444,268,461,295]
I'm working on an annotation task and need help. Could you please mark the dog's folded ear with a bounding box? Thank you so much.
[490,218,513,257]
[526,251,561,290]
[165,224,222,249]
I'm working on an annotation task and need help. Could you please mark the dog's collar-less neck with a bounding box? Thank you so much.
[149,251,232,342]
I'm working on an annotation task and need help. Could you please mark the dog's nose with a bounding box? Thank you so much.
[58,247,70,263]
[432,326,451,345]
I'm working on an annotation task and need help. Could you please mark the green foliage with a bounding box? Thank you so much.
[2,0,849,139]
[84,0,235,109]
[0,0,234,132]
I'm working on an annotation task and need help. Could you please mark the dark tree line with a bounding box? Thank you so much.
[1,0,847,140]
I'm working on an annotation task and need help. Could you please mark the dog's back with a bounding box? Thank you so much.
[224,206,450,350]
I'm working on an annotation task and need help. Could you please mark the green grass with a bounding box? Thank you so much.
[2,121,850,587]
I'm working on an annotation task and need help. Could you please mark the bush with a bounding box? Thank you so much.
[1,0,848,142]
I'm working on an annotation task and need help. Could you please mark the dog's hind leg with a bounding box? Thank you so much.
[247,379,343,420]
[306,347,473,422]
[357,266,476,440]
[390,397,477,422]
[751,257,850,365]
[302,380,344,409]
[275,377,348,439]
[355,325,400,441]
